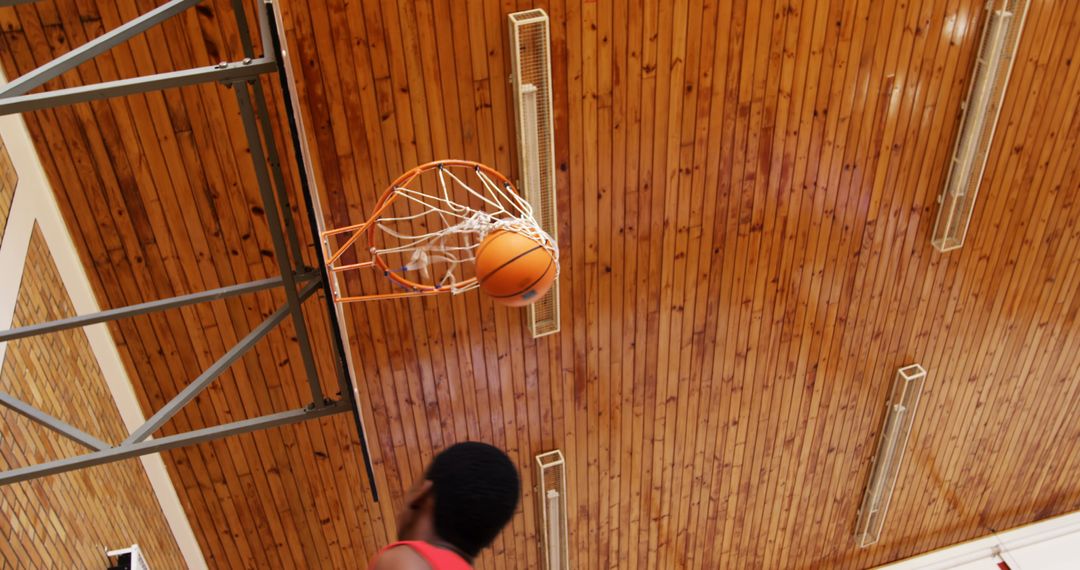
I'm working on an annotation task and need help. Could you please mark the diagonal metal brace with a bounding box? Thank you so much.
[0,399,350,485]
[123,280,320,445]
[0,391,110,451]
[0,272,317,343]
[0,0,205,98]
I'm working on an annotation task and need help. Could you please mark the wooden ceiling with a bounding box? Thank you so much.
[3,0,1080,568]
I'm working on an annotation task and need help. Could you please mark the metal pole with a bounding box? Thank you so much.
[0,0,49,7]
[234,0,307,272]
[123,280,320,445]
[251,82,307,269]
[0,58,276,116]
[230,0,257,59]
[0,272,316,343]
[0,391,110,451]
[234,83,325,408]
[0,0,205,98]
[261,3,348,401]
[0,400,351,485]
[264,1,378,501]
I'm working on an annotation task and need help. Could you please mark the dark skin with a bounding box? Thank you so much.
[370,479,473,569]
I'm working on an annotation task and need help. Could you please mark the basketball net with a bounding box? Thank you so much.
[321,161,559,303]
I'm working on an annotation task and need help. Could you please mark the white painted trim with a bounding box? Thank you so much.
[0,181,33,368]
[0,69,207,570]
[875,510,1080,569]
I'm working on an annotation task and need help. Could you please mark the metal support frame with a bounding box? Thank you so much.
[233,82,325,408]
[0,400,351,485]
[0,272,316,343]
[0,391,109,451]
[0,0,204,97]
[123,281,321,445]
[0,58,276,115]
[0,0,377,496]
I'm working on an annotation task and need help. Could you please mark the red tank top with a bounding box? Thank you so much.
[369,541,472,570]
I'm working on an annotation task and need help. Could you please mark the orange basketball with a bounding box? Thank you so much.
[475,230,557,307]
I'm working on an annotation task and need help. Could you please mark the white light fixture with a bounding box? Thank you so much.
[855,364,927,548]
[509,9,560,337]
[535,450,570,570]
[932,0,1029,252]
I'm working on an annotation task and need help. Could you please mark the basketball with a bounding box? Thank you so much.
[475,229,558,307]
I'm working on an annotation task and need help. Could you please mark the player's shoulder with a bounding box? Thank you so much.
[370,544,432,570]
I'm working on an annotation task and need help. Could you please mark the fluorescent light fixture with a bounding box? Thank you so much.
[536,450,570,570]
[932,1,1029,252]
[509,9,560,337]
[855,364,927,548]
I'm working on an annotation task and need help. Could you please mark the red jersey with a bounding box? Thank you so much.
[370,541,472,570]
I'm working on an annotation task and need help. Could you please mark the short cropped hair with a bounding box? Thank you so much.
[427,442,520,557]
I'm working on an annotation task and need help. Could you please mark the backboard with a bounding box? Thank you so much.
[266,0,378,496]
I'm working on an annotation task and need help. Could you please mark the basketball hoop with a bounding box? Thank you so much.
[321,160,559,305]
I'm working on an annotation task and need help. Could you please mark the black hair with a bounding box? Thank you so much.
[427,441,521,557]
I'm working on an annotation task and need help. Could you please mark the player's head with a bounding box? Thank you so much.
[396,442,520,558]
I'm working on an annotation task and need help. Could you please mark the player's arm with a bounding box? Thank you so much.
[369,545,432,570]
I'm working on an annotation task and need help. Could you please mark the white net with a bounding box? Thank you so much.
[362,163,559,296]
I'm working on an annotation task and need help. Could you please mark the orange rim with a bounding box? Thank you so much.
[320,160,521,299]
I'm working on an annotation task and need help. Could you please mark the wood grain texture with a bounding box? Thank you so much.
[2,0,1079,568]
